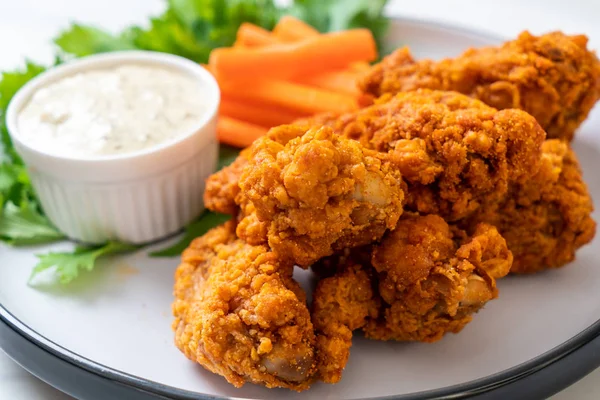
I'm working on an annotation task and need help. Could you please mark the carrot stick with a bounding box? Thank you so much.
[350,62,371,72]
[217,116,268,148]
[236,23,281,47]
[209,29,377,81]
[297,70,360,96]
[273,16,319,41]
[219,79,358,115]
[220,99,304,127]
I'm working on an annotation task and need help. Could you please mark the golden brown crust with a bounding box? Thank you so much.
[238,125,405,267]
[361,32,600,141]
[203,125,310,217]
[173,222,317,390]
[203,148,251,215]
[204,90,545,223]
[464,140,596,273]
[311,214,512,383]
[312,263,379,384]
[301,90,546,220]
[365,215,512,341]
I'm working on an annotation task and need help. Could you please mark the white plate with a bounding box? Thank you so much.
[1,18,600,400]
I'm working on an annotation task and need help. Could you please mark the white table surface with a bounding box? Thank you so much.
[1,0,599,399]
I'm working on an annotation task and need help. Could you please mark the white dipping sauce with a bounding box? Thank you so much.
[17,64,207,156]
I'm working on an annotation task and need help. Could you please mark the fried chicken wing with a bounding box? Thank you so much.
[312,262,379,384]
[237,124,405,267]
[302,90,545,220]
[205,90,545,222]
[312,214,512,383]
[464,140,596,273]
[204,122,318,218]
[361,32,600,141]
[173,222,317,390]
[204,148,250,215]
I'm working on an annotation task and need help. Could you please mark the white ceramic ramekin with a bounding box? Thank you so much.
[6,51,220,245]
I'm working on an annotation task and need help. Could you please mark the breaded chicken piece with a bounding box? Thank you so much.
[464,140,596,273]
[205,90,545,222]
[312,214,512,383]
[173,222,317,390]
[360,32,600,141]
[204,123,314,218]
[204,148,250,215]
[300,90,546,220]
[311,261,379,384]
[238,125,405,267]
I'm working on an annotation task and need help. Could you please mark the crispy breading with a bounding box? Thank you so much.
[237,124,405,267]
[173,222,317,390]
[299,90,546,220]
[464,140,596,273]
[203,148,250,215]
[203,122,318,218]
[360,32,600,141]
[204,90,545,222]
[312,214,512,383]
[312,262,379,384]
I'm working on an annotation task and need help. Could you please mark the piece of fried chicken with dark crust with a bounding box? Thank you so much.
[360,31,600,141]
[173,222,317,391]
[237,124,405,267]
[464,139,596,274]
[299,90,546,220]
[312,213,512,383]
[205,90,545,222]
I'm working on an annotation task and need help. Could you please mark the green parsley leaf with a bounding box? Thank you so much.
[54,24,137,57]
[0,163,29,208]
[0,61,46,112]
[0,61,47,163]
[150,211,230,257]
[0,164,19,194]
[169,0,280,47]
[30,241,140,284]
[289,0,389,52]
[0,202,65,245]
[56,1,283,64]
[126,10,211,63]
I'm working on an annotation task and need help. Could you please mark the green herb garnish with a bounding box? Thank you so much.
[289,0,389,51]
[30,242,140,284]
[55,0,282,63]
[0,62,67,249]
[0,202,65,245]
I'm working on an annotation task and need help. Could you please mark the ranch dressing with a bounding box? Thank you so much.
[17,64,206,157]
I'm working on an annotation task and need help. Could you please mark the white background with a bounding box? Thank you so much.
[1,0,600,399]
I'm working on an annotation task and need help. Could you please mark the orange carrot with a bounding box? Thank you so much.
[350,62,371,72]
[220,99,304,127]
[273,16,319,41]
[297,70,360,96]
[219,79,358,115]
[217,116,268,148]
[236,23,281,47]
[210,29,377,81]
